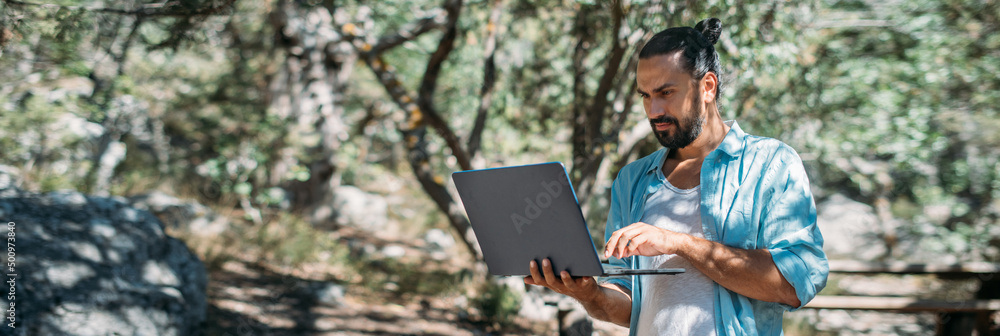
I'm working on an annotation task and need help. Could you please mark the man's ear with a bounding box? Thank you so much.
[702,72,718,104]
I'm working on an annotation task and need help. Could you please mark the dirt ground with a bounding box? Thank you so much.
[204,259,478,335]
[197,226,629,336]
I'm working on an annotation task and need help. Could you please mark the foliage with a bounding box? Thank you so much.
[348,253,468,298]
[3,3,1000,336]
[471,279,523,329]
[751,0,1000,260]
[1,0,999,271]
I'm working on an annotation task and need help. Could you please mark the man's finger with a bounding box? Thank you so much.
[528,260,544,287]
[604,229,623,258]
[606,223,644,258]
[606,235,627,259]
[605,226,632,258]
[560,270,574,289]
[626,234,646,257]
[541,258,560,287]
[618,223,655,258]
[616,229,640,259]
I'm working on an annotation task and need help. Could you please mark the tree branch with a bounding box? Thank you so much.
[368,12,446,55]
[415,0,472,171]
[340,11,481,260]
[571,3,628,204]
[349,0,472,171]
[609,73,639,145]
[467,0,504,159]
[607,30,651,142]
[808,19,894,28]
[3,0,236,17]
[359,53,481,260]
[587,2,626,142]
[569,4,594,190]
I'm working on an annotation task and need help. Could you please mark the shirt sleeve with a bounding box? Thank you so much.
[600,171,632,293]
[760,144,829,310]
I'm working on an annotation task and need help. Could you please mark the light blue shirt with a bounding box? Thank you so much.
[602,121,828,336]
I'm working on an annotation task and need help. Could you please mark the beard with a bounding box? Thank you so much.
[649,104,705,150]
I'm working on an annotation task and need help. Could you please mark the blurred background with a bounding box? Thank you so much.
[0,0,998,335]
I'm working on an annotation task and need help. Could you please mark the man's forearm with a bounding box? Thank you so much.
[579,283,632,328]
[678,235,800,307]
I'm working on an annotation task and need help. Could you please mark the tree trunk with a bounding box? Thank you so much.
[569,2,630,210]
[268,0,355,224]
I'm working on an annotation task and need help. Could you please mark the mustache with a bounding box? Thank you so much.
[649,116,679,125]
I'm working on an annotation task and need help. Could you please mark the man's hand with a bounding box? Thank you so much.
[523,258,633,327]
[606,222,803,307]
[523,258,600,302]
[604,222,692,259]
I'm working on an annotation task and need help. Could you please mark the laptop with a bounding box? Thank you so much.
[452,162,684,277]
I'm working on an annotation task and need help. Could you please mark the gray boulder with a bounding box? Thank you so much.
[816,193,886,261]
[329,185,389,231]
[0,188,207,336]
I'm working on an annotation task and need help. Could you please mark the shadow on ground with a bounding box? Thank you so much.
[201,256,540,336]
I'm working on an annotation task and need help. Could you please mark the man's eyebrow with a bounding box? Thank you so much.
[637,82,676,95]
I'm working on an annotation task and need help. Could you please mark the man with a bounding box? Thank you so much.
[523,18,828,335]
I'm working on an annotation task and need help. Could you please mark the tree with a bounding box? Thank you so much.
[2,0,997,268]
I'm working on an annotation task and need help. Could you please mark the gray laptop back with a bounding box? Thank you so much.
[452,162,605,276]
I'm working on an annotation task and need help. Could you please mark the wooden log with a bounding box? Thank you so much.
[828,260,1000,274]
[805,296,1000,312]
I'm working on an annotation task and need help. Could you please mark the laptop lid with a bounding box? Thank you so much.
[452,162,607,276]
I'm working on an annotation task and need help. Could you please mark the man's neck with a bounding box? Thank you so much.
[668,110,728,162]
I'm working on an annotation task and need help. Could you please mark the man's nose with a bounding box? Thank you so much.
[647,98,667,118]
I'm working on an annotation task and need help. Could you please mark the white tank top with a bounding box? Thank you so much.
[635,174,717,336]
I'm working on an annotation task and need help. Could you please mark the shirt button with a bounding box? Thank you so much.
[647,184,658,194]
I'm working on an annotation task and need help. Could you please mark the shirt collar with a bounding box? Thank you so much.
[644,120,745,175]
[717,120,745,158]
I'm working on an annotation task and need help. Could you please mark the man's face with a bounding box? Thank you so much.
[636,52,706,150]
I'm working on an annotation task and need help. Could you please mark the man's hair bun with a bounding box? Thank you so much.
[695,18,722,46]
[639,18,726,101]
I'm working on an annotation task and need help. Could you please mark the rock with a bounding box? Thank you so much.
[330,185,388,232]
[423,228,455,251]
[816,193,886,261]
[517,283,594,335]
[419,229,455,260]
[0,165,20,191]
[312,282,345,307]
[508,277,558,322]
[381,245,406,259]
[129,191,230,237]
[560,307,594,336]
[0,188,207,336]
